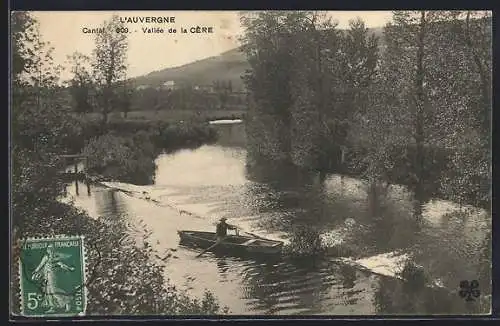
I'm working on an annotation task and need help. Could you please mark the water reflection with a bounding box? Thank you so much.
[215,256,230,282]
[64,121,490,315]
[237,257,334,314]
[213,121,247,148]
[340,264,357,289]
[372,275,478,315]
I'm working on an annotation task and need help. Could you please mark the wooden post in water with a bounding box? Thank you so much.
[85,156,91,196]
[62,156,68,196]
[74,161,79,196]
[340,146,346,193]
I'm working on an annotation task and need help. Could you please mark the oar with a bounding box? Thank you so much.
[241,230,270,241]
[217,223,273,242]
[210,222,269,241]
[196,238,224,258]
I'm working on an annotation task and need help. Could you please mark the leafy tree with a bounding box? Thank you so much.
[351,10,491,214]
[435,11,491,209]
[448,11,491,139]
[11,12,83,232]
[11,11,37,87]
[213,80,232,109]
[286,12,337,168]
[357,11,441,218]
[388,11,429,218]
[320,17,378,173]
[91,14,129,124]
[67,52,94,113]
[334,18,379,129]
[240,11,307,163]
[115,81,134,118]
[241,11,379,173]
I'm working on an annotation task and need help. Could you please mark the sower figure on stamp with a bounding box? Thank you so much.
[31,244,75,313]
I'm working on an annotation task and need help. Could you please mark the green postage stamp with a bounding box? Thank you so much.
[18,235,87,317]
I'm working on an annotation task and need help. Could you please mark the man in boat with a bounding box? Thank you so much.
[216,217,238,241]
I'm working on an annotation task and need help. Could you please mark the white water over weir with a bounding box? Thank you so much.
[209,119,243,125]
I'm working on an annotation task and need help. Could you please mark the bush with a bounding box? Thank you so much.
[83,133,157,185]
[284,226,326,257]
[397,259,427,291]
[155,122,217,151]
[81,120,218,185]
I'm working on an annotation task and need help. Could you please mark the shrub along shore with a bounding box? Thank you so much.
[79,120,218,184]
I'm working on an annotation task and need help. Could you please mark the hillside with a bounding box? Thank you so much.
[132,47,249,91]
[131,27,384,91]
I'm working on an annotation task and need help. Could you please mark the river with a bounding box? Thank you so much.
[64,121,491,315]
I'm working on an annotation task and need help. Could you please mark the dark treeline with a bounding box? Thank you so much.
[11,12,226,315]
[68,38,247,115]
[70,80,248,115]
[129,85,247,113]
[241,11,491,213]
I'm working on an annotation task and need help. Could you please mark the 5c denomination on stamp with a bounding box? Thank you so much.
[19,236,87,317]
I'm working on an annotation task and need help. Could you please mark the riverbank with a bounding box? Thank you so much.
[11,117,226,315]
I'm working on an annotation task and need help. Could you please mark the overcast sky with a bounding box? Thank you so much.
[32,11,394,81]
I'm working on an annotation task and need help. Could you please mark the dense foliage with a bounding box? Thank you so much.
[240,11,491,212]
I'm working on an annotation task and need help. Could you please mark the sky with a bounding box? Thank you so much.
[31,11,394,81]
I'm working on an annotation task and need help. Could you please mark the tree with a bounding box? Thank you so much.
[286,12,337,169]
[367,11,432,219]
[11,13,73,153]
[91,14,129,124]
[413,11,427,218]
[11,11,37,87]
[452,11,491,140]
[353,10,491,215]
[11,12,82,231]
[322,18,378,174]
[13,16,63,112]
[430,11,492,209]
[67,52,94,113]
[213,80,230,109]
[116,81,134,118]
[240,11,319,164]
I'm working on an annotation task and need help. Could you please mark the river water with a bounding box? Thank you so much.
[64,121,491,315]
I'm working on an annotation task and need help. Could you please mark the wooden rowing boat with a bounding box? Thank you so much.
[178,230,283,255]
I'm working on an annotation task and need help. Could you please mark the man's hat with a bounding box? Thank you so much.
[219,217,227,221]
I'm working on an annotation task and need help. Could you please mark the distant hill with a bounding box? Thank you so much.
[132,47,249,91]
[131,27,384,92]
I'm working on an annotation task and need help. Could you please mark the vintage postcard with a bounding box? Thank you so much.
[10,10,492,317]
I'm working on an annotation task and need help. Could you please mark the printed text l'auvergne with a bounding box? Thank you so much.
[120,16,176,24]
